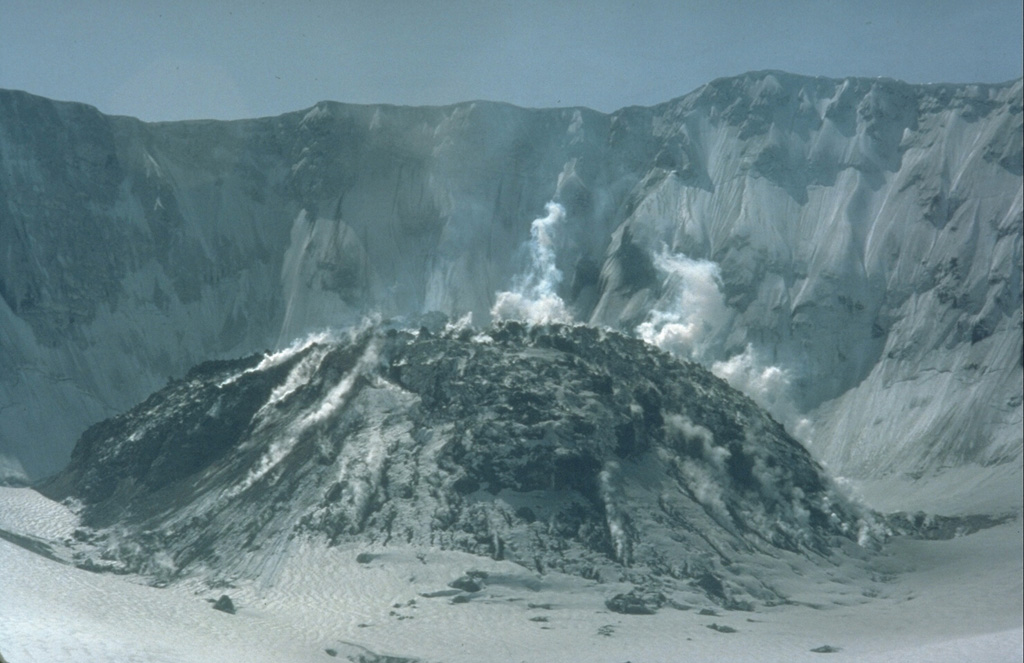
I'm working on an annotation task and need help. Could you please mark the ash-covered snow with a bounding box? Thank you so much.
[0,484,1020,663]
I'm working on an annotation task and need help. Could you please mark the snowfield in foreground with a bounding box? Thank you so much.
[0,486,1020,663]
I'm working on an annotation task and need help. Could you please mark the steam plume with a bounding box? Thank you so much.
[636,248,810,440]
[635,250,729,362]
[712,345,812,442]
[491,202,573,324]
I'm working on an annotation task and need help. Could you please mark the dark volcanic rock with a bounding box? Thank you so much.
[605,588,667,615]
[884,511,1014,540]
[44,322,881,601]
[448,574,484,593]
[212,594,236,614]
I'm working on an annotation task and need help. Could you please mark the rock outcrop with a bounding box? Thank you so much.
[44,323,880,603]
[1,72,1020,483]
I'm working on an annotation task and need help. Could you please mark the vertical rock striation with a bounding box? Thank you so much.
[1,72,1020,483]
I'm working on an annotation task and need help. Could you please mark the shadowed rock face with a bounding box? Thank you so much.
[1,72,1021,483]
[45,322,879,602]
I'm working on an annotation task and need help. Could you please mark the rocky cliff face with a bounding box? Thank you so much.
[44,322,879,604]
[1,71,1021,483]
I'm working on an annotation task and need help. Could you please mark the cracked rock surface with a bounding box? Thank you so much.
[45,322,880,603]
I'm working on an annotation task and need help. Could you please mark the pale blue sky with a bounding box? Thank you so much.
[1,0,1021,121]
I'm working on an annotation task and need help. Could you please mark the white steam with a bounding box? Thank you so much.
[218,330,335,388]
[635,251,729,362]
[444,312,474,334]
[491,202,573,324]
[663,414,732,523]
[711,346,790,410]
[711,345,812,442]
[230,338,381,497]
[598,461,632,564]
[261,345,330,411]
[299,339,379,429]
[665,414,729,469]
[636,248,810,440]
[0,452,27,484]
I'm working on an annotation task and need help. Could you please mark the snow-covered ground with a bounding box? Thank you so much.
[1,486,1020,663]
